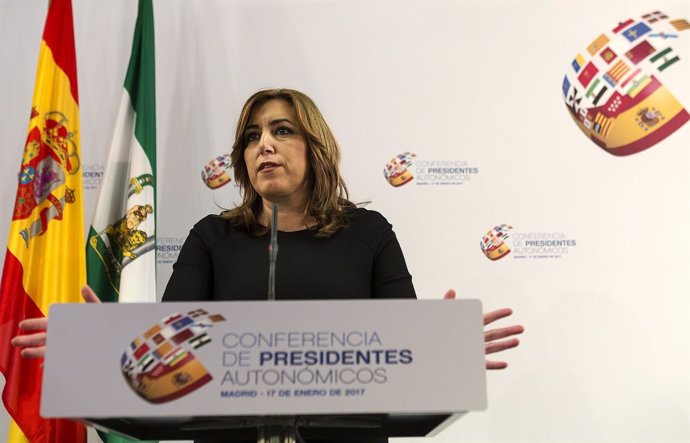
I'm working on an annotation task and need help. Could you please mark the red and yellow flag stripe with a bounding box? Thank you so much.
[0,0,86,441]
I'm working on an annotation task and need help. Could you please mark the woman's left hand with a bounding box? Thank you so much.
[444,289,524,370]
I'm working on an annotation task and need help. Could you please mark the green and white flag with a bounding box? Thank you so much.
[86,2,156,442]
[87,0,156,306]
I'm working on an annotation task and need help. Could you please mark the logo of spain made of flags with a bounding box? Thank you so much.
[480,224,513,261]
[563,11,690,155]
[121,309,225,403]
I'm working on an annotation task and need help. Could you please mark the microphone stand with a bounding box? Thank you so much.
[258,203,296,443]
[267,203,278,301]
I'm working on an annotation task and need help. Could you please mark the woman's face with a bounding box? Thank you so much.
[243,99,310,207]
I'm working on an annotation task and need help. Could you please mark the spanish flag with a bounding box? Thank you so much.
[0,0,87,442]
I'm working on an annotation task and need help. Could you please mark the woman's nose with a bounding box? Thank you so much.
[259,133,275,155]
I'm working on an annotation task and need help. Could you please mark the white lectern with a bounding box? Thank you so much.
[41,299,487,441]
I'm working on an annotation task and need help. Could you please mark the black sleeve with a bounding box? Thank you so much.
[162,216,215,301]
[361,211,417,299]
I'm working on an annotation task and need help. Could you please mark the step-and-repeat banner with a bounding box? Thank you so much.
[1,0,689,441]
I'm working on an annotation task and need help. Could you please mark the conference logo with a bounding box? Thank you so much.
[562,11,690,155]
[82,163,104,190]
[121,309,226,403]
[156,236,186,265]
[202,153,233,189]
[383,152,479,187]
[383,152,416,187]
[480,224,513,261]
[481,225,578,260]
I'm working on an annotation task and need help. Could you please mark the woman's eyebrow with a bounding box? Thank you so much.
[269,118,294,126]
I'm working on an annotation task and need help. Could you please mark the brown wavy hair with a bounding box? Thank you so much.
[223,89,354,237]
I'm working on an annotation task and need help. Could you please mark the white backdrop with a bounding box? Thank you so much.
[1,0,690,441]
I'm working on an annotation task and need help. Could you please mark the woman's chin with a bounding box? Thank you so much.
[258,188,291,203]
[258,188,310,208]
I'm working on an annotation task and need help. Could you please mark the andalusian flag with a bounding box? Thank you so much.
[0,0,86,442]
[86,3,156,442]
[86,0,156,306]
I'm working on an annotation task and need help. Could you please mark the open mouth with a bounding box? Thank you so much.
[258,162,280,172]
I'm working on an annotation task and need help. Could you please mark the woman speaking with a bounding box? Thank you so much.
[13,89,523,370]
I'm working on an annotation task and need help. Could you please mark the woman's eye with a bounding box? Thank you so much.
[276,127,291,136]
[245,132,259,143]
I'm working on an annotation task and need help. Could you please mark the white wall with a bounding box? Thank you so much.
[1,0,689,441]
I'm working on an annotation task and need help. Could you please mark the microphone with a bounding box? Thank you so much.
[267,203,278,301]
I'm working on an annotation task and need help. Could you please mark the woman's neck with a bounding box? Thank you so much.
[260,199,316,232]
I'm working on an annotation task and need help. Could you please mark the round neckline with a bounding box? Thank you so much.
[257,224,317,234]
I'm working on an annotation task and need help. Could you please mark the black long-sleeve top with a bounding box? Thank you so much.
[162,208,416,302]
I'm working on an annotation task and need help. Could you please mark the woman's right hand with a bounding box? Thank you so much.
[11,285,101,359]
